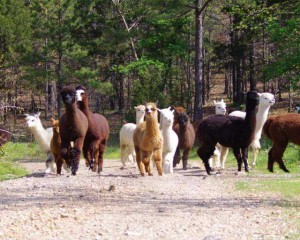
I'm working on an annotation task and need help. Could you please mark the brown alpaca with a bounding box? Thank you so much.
[173,112,195,170]
[133,102,163,176]
[50,118,69,174]
[76,86,110,173]
[263,113,300,173]
[172,106,186,126]
[59,86,89,175]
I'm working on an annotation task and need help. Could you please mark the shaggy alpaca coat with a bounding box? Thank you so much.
[197,91,259,174]
[120,105,145,167]
[59,86,88,175]
[173,112,195,170]
[263,113,300,173]
[158,108,178,174]
[76,86,110,173]
[25,112,55,173]
[133,102,163,176]
[221,93,275,167]
[50,119,69,174]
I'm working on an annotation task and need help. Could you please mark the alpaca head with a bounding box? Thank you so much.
[75,85,87,102]
[134,105,146,118]
[177,112,190,128]
[61,86,77,105]
[213,99,226,115]
[50,118,59,134]
[158,108,174,128]
[246,91,260,110]
[145,102,158,120]
[25,112,41,128]
[257,93,275,108]
[171,106,186,123]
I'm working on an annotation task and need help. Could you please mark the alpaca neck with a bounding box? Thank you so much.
[77,98,90,117]
[30,121,50,152]
[254,105,270,140]
[161,124,173,134]
[145,118,159,137]
[136,114,144,125]
[244,106,257,137]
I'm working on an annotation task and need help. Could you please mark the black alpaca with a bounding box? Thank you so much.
[197,91,259,174]
[59,86,89,175]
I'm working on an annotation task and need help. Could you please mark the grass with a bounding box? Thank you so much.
[0,142,42,181]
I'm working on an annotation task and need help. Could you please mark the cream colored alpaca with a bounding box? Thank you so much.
[119,105,145,167]
[133,102,163,176]
[25,112,55,173]
[220,92,275,168]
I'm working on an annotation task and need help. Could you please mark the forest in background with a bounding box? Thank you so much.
[0,0,299,130]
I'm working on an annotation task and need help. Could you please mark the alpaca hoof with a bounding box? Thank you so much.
[140,172,145,176]
[268,167,274,172]
[148,173,153,176]
[45,168,51,174]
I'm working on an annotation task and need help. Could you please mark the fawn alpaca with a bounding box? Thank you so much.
[133,102,163,176]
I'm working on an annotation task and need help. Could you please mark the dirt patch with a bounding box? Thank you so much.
[0,159,299,240]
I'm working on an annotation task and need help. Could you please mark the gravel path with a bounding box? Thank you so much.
[0,159,299,240]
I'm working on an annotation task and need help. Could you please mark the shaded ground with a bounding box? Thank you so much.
[0,159,299,240]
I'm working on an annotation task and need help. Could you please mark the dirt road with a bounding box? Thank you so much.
[0,159,299,240]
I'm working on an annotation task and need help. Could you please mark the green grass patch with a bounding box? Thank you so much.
[0,142,44,181]
[236,178,300,198]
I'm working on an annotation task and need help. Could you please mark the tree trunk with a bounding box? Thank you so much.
[249,42,256,90]
[194,0,204,121]
[57,1,63,118]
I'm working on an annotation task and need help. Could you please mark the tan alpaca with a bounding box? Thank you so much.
[50,118,69,174]
[133,102,163,176]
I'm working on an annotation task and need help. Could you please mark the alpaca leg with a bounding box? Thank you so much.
[96,140,107,173]
[220,146,229,169]
[173,148,181,167]
[267,147,276,172]
[232,148,243,172]
[69,148,81,175]
[197,145,215,175]
[271,141,289,173]
[153,149,163,176]
[251,140,261,167]
[163,151,173,174]
[56,155,63,175]
[241,147,249,172]
[182,148,191,170]
[142,151,153,176]
[135,147,145,176]
[45,152,55,174]
[128,145,136,164]
[120,144,127,167]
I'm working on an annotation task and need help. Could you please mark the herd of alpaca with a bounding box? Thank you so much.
[22,86,299,176]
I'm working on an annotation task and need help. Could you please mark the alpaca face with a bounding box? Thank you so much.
[162,110,174,127]
[76,89,85,102]
[177,113,189,127]
[259,93,275,107]
[25,112,41,128]
[145,103,158,120]
[134,105,146,118]
[214,99,226,115]
[61,88,76,105]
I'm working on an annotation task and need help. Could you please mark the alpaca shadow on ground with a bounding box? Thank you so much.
[25,171,48,178]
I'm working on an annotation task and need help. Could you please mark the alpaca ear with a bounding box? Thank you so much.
[157,108,162,113]
[213,100,217,104]
[134,106,137,110]
[167,106,171,110]
[257,93,262,97]
[36,112,41,118]
[50,118,55,124]
[221,99,224,102]
[170,106,175,111]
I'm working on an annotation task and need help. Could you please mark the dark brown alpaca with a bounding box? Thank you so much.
[197,91,259,174]
[76,86,110,173]
[59,86,88,175]
[171,106,186,126]
[173,112,195,170]
[263,113,300,173]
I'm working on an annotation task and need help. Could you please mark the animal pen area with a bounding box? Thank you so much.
[0,78,300,240]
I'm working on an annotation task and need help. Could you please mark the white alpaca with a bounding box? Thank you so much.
[119,105,145,167]
[220,92,275,167]
[25,112,55,173]
[158,108,178,174]
[209,99,227,169]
